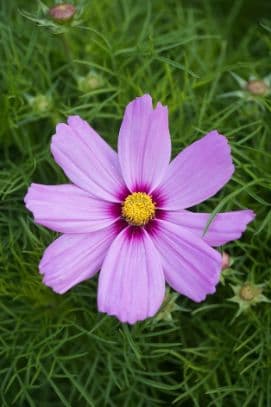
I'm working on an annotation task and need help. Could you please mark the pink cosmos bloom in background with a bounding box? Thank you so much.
[25,94,255,324]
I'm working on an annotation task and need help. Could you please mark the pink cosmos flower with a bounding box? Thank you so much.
[25,95,255,324]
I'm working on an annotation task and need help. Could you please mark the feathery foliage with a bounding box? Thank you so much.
[1,0,271,405]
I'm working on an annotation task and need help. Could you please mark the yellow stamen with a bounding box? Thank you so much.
[122,192,156,226]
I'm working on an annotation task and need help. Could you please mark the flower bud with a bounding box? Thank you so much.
[77,71,104,93]
[155,288,180,322]
[222,252,230,270]
[220,72,271,104]
[28,94,52,114]
[239,283,261,301]
[229,282,270,316]
[49,4,76,23]
[246,80,269,96]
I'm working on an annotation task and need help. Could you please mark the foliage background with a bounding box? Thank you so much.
[1,0,271,405]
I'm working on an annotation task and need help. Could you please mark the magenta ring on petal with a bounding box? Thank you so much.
[25,94,255,324]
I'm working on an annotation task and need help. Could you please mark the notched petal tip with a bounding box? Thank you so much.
[244,209,256,222]
[192,282,218,303]
[131,94,168,110]
[39,228,115,296]
[98,286,164,324]
[189,257,221,303]
[205,129,232,146]
[55,122,69,134]
[98,303,160,325]
[67,114,87,129]
[24,183,40,210]
[134,93,152,104]
[154,101,168,118]
[124,94,153,117]
[158,129,235,210]
[24,184,32,206]
[118,94,171,193]
[50,113,125,202]
[67,114,81,122]
[152,220,222,303]
[127,94,168,112]
[206,129,227,140]
[98,305,159,325]
[98,296,164,325]
[208,130,234,165]
[236,209,256,237]
[230,209,256,239]
[51,122,74,152]
[41,274,68,295]
[98,228,165,324]
[167,208,256,248]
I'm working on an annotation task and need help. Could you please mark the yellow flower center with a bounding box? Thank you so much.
[121,192,156,226]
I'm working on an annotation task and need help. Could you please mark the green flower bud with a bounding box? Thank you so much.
[28,94,52,114]
[229,282,270,317]
[155,288,181,322]
[77,71,105,93]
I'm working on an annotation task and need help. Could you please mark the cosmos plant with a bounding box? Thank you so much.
[25,95,255,324]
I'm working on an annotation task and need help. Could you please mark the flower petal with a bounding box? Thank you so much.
[98,227,165,324]
[157,131,234,210]
[25,183,118,233]
[164,209,255,246]
[40,225,117,294]
[118,94,171,192]
[150,220,222,302]
[51,115,125,202]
